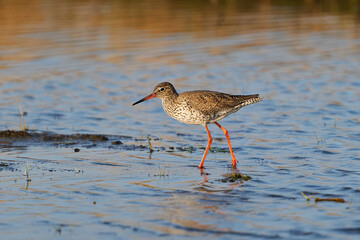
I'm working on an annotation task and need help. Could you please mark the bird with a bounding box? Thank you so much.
[132,82,261,169]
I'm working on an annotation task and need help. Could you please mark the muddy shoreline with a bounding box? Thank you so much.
[0,130,231,154]
[0,130,145,149]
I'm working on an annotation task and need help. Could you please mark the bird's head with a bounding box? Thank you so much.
[132,82,177,106]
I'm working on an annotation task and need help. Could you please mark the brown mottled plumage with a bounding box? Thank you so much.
[133,82,261,169]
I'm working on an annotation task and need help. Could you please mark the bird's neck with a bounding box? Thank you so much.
[161,92,178,107]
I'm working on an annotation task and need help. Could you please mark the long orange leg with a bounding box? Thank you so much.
[198,124,213,168]
[215,122,238,168]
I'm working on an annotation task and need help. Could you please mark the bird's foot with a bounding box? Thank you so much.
[231,158,238,169]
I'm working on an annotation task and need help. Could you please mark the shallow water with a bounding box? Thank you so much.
[1,0,360,239]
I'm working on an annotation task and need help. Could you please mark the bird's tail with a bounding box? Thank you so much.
[238,94,261,107]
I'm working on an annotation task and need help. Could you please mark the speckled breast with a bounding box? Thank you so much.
[162,101,206,125]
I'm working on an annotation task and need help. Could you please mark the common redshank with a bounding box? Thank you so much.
[132,82,261,168]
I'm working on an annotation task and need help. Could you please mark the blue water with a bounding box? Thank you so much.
[0,0,360,239]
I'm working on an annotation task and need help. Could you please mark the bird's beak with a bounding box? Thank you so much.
[132,93,156,106]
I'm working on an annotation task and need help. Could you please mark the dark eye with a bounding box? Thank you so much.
[159,87,165,92]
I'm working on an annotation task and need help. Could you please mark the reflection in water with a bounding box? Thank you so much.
[0,0,360,239]
[0,0,359,78]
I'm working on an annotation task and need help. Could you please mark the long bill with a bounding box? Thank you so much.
[132,93,156,106]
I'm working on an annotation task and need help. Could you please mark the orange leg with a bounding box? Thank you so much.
[215,122,238,168]
[198,124,213,168]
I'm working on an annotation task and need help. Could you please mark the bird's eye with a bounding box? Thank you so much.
[159,87,165,92]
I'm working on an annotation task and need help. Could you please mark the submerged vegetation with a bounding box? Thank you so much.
[153,164,169,177]
[25,161,30,182]
[301,192,345,203]
[147,136,154,153]
[220,172,252,183]
[18,103,27,131]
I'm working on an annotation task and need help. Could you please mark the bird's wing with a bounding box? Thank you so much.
[179,91,259,114]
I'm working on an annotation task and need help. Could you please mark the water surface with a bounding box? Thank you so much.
[1,0,360,239]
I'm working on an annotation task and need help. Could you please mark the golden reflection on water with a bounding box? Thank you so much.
[0,0,359,91]
[0,0,359,67]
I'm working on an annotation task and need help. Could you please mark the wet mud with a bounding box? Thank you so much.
[0,130,205,153]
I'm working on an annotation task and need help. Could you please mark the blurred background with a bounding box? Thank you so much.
[0,0,359,135]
